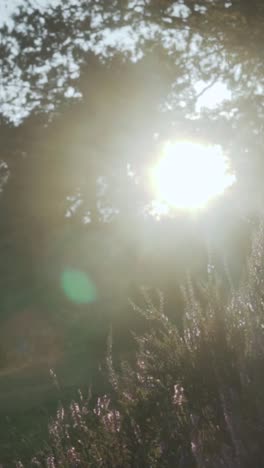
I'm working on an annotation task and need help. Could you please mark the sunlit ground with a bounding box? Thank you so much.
[149,141,236,215]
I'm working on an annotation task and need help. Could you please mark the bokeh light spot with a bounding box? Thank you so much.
[61,269,97,304]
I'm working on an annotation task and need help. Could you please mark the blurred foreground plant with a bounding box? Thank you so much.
[16,221,264,468]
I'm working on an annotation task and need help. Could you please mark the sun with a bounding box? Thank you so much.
[150,141,236,212]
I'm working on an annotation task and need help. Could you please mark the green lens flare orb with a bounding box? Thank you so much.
[61,269,97,304]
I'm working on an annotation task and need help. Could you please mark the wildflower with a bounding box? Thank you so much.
[66,447,81,465]
[173,384,185,406]
[46,456,56,468]
[102,409,121,433]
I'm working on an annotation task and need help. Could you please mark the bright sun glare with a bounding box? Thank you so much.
[150,141,236,212]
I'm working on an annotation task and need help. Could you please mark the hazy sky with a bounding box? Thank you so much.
[0,0,62,29]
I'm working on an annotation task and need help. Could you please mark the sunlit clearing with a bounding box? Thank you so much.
[150,141,236,212]
[61,269,97,304]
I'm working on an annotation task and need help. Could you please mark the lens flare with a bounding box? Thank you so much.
[61,269,97,304]
[150,141,236,212]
